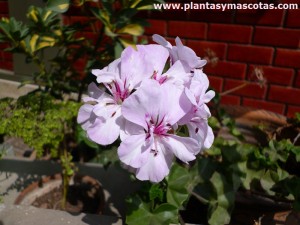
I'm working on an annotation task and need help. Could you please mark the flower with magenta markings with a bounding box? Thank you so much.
[179,69,215,149]
[78,45,166,145]
[152,34,207,72]
[119,80,200,182]
[77,34,215,182]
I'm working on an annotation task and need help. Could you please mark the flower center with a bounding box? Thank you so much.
[108,79,130,104]
[152,71,167,84]
[146,115,172,137]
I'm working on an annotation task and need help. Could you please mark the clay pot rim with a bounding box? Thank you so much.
[14,173,105,214]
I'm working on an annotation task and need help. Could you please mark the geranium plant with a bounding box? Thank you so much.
[78,34,216,223]
[78,34,300,225]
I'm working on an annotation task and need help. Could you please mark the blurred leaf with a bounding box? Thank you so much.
[29,34,39,53]
[208,172,235,225]
[104,26,117,37]
[119,37,136,49]
[134,0,164,10]
[114,41,124,59]
[47,0,70,13]
[291,146,300,162]
[118,24,144,36]
[208,116,221,129]
[149,184,164,202]
[76,125,99,149]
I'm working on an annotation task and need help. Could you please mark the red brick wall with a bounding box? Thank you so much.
[143,0,300,118]
[0,0,299,118]
[0,0,12,71]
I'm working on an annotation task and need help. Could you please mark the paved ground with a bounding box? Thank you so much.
[0,204,122,225]
[0,157,140,225]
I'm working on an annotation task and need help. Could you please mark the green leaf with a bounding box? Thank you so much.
[260,170,276,195]
[46,0,70,13]
[208,116,221,129]
[126,196,177,225]
[114,41,124,59]
[291,146,300,162]
[149,184,164,202]
[76,125,99,149]
[167,163,197,208]
[134,0,164,10]
[208,172,235,225]
[119,37,137,49]
[208,205,231,225]
[222,143,256,164]
[118,24,144,36]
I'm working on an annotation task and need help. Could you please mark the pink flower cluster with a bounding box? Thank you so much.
[77,35,215,183]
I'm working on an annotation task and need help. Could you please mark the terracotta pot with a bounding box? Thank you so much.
[15,173,105,214]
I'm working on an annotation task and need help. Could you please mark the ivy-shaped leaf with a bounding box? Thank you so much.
[167,163,196,208]
[126,196,177,225]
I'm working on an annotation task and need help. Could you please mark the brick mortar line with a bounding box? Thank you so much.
[271,47,277,66]
[281,8,288,28]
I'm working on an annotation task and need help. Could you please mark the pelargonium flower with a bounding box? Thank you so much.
[78,45,166,145]
[77,34,216,183]
[77,82,123,145]
[118,79,200,182]
[151,60,191,88]
[152,34,207,72]
[179,69,215,149]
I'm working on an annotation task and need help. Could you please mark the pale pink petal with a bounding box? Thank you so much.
[77,104,93,124]
[178,106,196,125]
[120,46,155,89]
[152,34,172,49]
[86,82,104,99]
[94,71,116,84]
[162,135,198,163]
[87,108,122,145]
[193,69,209,91]
[107,58,121,73]
[122,79,161,129]
[185,88,197,106]
[160,82,192,124]
[175,37,207,69]
[187,118,214,151]
[120,119,144,141]
[93,104,119,120]
[163,61,190,86]
[136,142,173,183]
[118,134,152,168]
[138,44,169,76]
[187,122,205,151]
[203,90,215,103]
[204,126,214,149]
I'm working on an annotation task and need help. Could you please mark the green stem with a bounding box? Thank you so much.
[61,148,70,210]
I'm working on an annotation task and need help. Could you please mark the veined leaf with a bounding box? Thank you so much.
[126,196,177,225]
[167,163,196,208]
